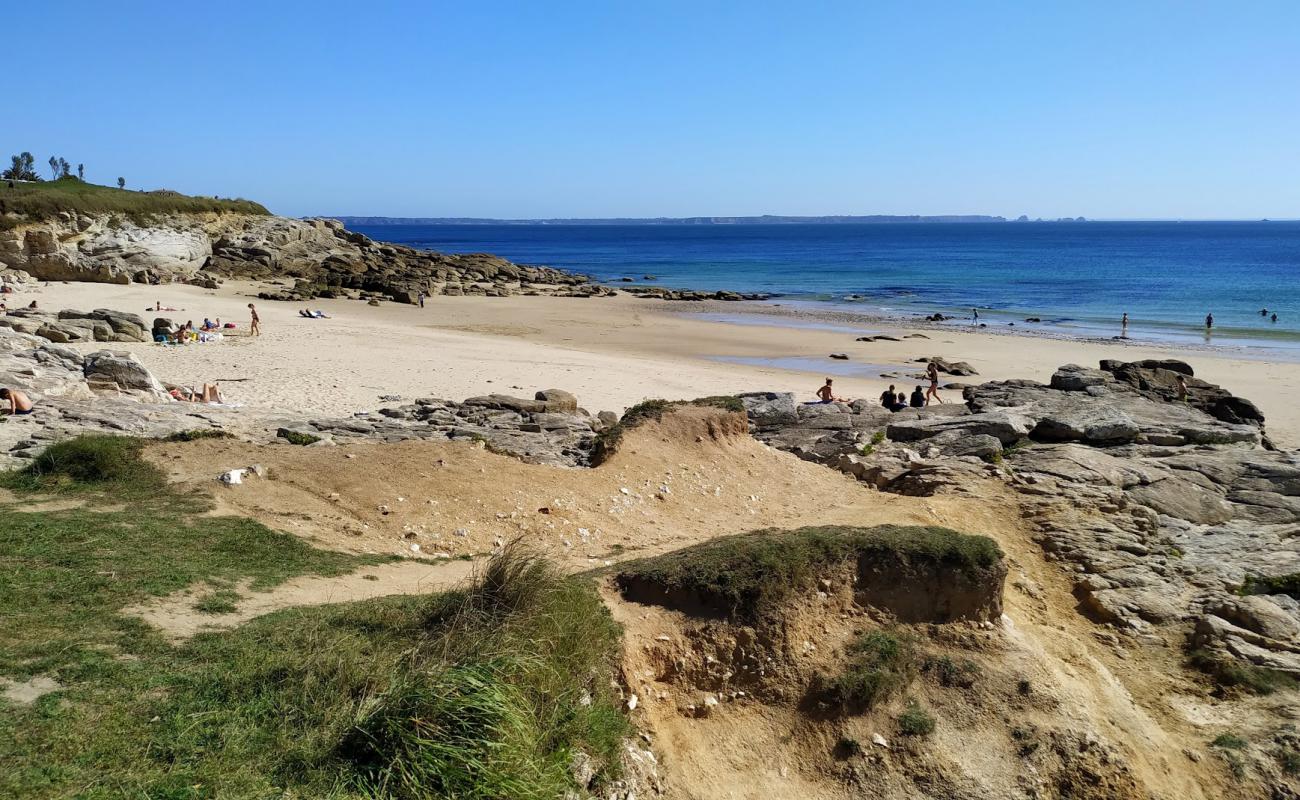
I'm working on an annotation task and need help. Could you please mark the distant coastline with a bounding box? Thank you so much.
[329,214,1034,226]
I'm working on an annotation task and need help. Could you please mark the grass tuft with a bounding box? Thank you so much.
[162,429,232,443]
[1211,733,1248,750]
[897,700,936,736]
[813,630,917,712]
[279,430,322,446]
[336,544,630,799]
[1189,649,1298,695]
[3,435,162,493]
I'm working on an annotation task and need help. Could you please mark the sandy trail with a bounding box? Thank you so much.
[19,278,1300,448]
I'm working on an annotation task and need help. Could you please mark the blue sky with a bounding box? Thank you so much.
[10,1,1299,218]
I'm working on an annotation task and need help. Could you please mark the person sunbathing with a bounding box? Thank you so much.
[312,309,329,318]
[299,308,314,318]
[169,383,224,403]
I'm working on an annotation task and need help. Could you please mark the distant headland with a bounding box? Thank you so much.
[328,214,1082,226]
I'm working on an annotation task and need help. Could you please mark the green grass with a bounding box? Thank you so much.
[161,429,233,443]
[813,630,917,712]
[1212,733,1248,750]
[1189,649,1298,695]
[615,524,1002,623]
[591,396,745,465]
[193,588,242,614]
[279,429,323,446]
[2,434,163,493]
[0,438,629,798]
[0,176,268,230]
[897,700,936,736]
[1239,573,1300,599]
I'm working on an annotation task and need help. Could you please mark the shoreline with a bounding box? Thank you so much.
[11,278,1300,449]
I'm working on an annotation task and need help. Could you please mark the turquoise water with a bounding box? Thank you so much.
[353,221,1300,349]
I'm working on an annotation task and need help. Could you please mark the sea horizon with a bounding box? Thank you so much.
[353,219,1300,353]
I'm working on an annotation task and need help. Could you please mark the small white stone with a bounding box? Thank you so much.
[626,694,638,710]
[872,733,889,748]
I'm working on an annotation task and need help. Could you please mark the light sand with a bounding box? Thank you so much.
[15,278,1300,447]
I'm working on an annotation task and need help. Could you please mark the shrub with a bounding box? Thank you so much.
[817,630,918,712]
[6,435,162,491]
[897,700,936,736]
[1212,733,1248,750]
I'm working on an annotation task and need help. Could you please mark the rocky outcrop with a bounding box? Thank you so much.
[621,285,774,302]
[740,361,1300,683]
[0,307,149,344]
[0,212,605,302]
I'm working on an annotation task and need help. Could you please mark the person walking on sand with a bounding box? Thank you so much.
[925,361,944,405]
[248,303,260,336]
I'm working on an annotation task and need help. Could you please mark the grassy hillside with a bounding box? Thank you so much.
[0,176,269,229]
[0,436,629,799]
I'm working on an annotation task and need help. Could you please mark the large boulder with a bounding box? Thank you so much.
[82,350,167,398]
[1099,359,1265,427]
[738,391,798,428]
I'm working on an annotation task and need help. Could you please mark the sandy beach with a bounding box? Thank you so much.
[14,279,1300,448]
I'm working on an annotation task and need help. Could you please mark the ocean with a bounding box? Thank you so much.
[350,221,1300,351]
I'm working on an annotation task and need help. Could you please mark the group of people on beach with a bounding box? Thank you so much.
[817,361,946,410]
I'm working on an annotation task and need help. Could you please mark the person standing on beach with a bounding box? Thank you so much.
[1205,312,1213,331]
[972,307,979,323]
[419,293,426,308]
[248,303,261,336]
[1121,312,1129,335]
[1176,374,1189,402]
[925,361,944,405]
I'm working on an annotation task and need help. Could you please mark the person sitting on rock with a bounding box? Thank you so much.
[887,392,908,412]
[1176,374,1189,403]
[816,378,847,404]
[0,387,34,415]
[879,384,896,408]
[909,386,926,408]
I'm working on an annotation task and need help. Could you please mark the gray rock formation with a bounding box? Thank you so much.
[740,361,1300,682]
[0,213,607,302]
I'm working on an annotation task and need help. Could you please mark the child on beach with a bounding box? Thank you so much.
[925,361,944,405]
[248,303,261,336]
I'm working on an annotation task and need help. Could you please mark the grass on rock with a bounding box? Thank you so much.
[897,700,936,736]
[615,524,1002,623]
[0,436,628,798]
[0,176,268,229]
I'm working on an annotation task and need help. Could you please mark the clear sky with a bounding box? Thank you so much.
[10,1,1299,219]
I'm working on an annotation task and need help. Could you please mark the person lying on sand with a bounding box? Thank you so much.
[816,378,848,403]
[299,308,314,318]
[313,310,329,318]
[153,301,180,312]
[1,387,34,415]
[169,383,224,403]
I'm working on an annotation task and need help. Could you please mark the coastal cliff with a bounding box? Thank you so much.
[0,212,600,300]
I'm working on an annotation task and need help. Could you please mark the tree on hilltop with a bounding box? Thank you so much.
[77,163,84,180]
[48,156,59,179]
[3,152,40,181]
[117,177,125,189]
[58,158,71,178]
